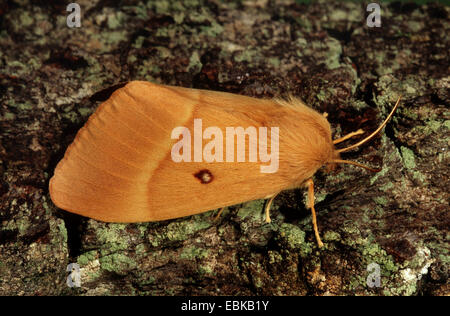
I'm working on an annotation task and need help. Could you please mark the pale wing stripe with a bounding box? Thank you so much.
[68,149,143,183]
[78,124,145,170]
[87,113,147,157]
[97,104,168,150]
[120,89,172,134]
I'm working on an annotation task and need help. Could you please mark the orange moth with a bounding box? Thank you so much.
[49,81,401,247]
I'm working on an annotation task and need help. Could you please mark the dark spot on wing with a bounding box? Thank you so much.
[194,169,213,184]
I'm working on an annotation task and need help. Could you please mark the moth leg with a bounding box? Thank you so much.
[264,192,280,223]
[305,179,324,248]
[213,207,225,221]
[333,129,364,145]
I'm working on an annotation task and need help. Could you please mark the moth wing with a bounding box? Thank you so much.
[50,81,290,222]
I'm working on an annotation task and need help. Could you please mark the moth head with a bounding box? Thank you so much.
[326,96,401,174]
[324,149,341,172]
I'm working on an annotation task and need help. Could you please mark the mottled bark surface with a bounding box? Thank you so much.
[0,0,448,296]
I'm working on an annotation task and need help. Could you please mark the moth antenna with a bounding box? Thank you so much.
[331,159,381,173]
[336,96,402,153]
[333,129,364,145]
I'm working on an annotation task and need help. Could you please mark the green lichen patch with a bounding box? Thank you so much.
[180,245,210,260]
[77,250,98,267]
[400,146,417,169]
[147,216,212,248]
[1,0,448,296]
[99,253,137,275]
[236,200,266,222]
[278,223,312,258]
[95,223,130,253]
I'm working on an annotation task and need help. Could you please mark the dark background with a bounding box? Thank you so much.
[0,0,448,295]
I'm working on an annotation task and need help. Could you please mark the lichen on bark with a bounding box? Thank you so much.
[0,0,448,296]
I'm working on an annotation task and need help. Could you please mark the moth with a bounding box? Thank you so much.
[49,81,401,247]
